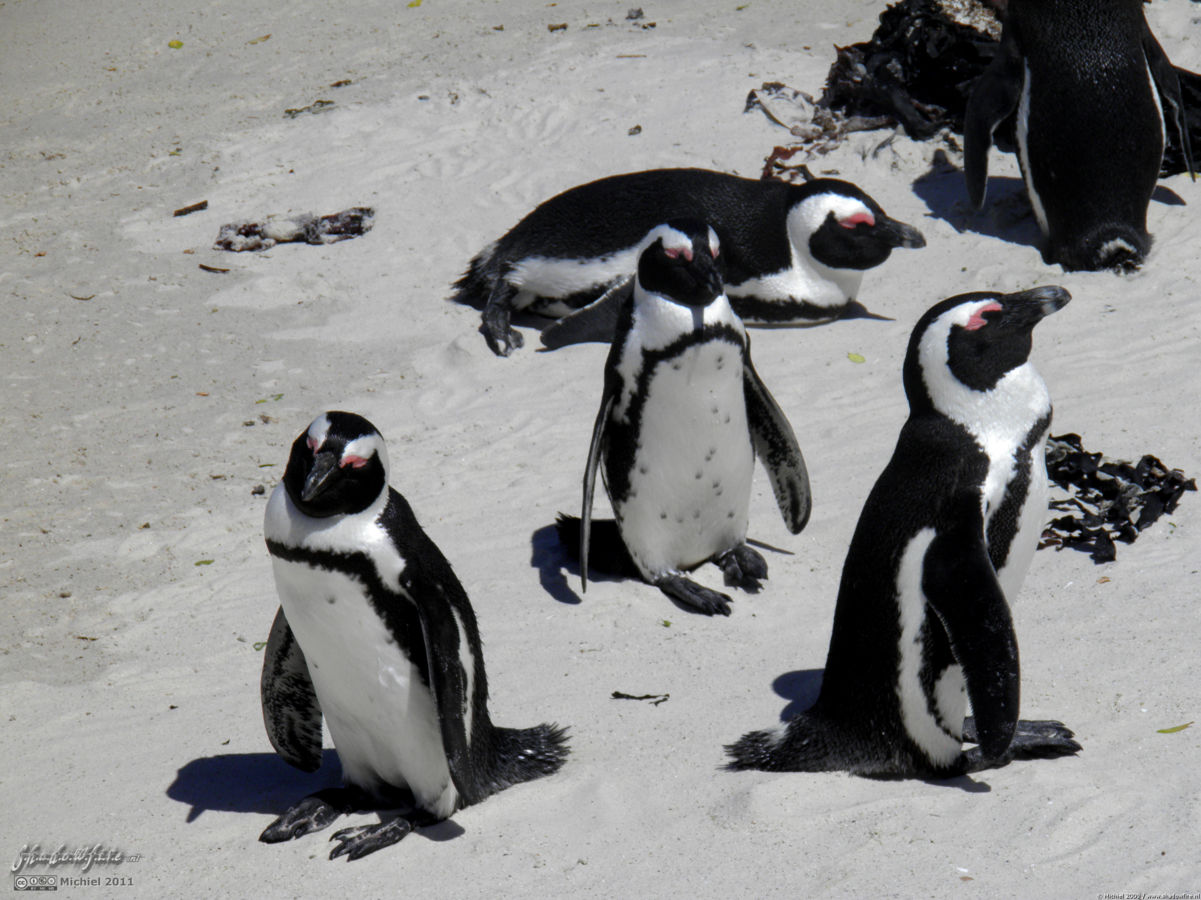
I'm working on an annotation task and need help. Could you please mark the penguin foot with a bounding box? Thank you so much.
[328,818,415,861]
[962,716,1081,766]
[1008,719,1082,759]
[480,308,523,357]
[715,544,768,591]
[260,788,355,843]
[654,573,733,616]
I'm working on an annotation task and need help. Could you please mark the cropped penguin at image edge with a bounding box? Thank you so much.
[259,411,568,860]
[557,219,811,616]
[726,286,1082,777]
[964,0,1196,271]
[451,167,926,356]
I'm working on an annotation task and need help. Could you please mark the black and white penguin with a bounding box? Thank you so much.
[964,0,1194,271]
[452,168,926,356]
[726,286,1082,776]
[566,219,811,616]
[259,412,568,860]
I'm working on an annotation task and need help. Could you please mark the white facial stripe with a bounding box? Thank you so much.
[343,432,389,476]
[707,226,720,256]
[781,194,873,297]
[307,413,332,447]
[918,300,1051,442]
[642,223,693,254]
[793,192,873,235]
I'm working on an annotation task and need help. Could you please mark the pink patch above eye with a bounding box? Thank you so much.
[341,455,369,469]
[664,246,693,261]
[307,436,319,451]
[710,245,719,258]
[965,301,1003,331]
[839,212,876,229]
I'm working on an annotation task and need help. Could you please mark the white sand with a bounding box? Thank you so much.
[3,0,1199,896]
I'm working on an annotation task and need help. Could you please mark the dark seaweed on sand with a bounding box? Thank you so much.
[1041,433,1196,564]
[818,0,1200,176]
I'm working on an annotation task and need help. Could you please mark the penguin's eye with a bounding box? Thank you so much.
[307,436,320,452]
[965,302,1003,331]
[664,246,693,262]
[710,245,719,259]
[341,455,369,469]
[838,212,876,230]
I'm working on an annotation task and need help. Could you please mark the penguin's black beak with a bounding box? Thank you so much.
[876,215,926,250]
[997,285,1072,326]
[302,450,342,502]
[670,248,725,309]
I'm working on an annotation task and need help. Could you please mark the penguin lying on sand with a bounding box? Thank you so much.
[560,219,811,617]
[964,0,1195,271]
[452,167,926,356]
[260,412,568,860]
[726,286,1082,776]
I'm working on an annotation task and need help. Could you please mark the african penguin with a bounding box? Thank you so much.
[726,286,1082,776]
[964,0,1195,271]
[451,167,926,356]
[259,411,568,860]
[564,219,811,617]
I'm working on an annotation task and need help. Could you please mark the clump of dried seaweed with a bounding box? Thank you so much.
[1041,433,1196,564]
[214,207,374,252]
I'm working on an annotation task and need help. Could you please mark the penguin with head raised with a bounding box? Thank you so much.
[451,167,926,356]
[562,219,811,616]
[726,286,1082,776]
[259,412,568,860]
[964,0,1194,271]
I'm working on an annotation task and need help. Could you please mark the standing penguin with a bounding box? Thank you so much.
[259,412,568,860]
[452,168,926,356]
[568,219,811,616]
[726,287,1082,776]
[964,0,1194,271]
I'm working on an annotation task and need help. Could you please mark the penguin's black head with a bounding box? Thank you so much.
[282,411,389,518]
[790,179,926,272]
[636,219,725,309]
[904,285,1071,412]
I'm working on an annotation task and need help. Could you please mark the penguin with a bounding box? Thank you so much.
[451,167,926,356]
[725,286,1082,777]
[259,411,568,860]
[964,0,1194,271]
[567,219,811,616]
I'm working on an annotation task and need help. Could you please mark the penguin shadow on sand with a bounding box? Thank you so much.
[530,521,793,617]
[167,751,465,840]
[530,522,582,606]
[913,148,1186,258]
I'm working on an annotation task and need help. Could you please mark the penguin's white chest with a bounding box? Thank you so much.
[613,340,754,577]
[270,556,458,817]
[988,432,1050,603]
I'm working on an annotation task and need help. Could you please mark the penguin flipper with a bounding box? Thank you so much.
[540,278,633,350]
[964,30,1023,209]
[260,606,324,774]
[743,355,811,533]
[1143,29,1196,179]
[921,531,1019,762]
[581,390,615,592]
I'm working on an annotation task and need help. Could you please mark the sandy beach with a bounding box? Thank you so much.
[3,0,1199,896]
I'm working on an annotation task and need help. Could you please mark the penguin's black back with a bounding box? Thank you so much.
[1010,0,1163,266]
[495,169,797,284]
[371,490,569,802]
[812,414,987,744]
